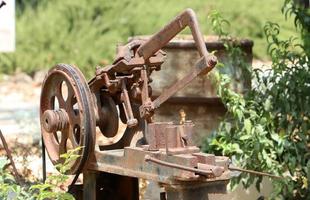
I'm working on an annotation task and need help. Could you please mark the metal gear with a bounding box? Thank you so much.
[98,102,146,150]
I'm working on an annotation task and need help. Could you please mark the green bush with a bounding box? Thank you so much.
[204,1,310,199]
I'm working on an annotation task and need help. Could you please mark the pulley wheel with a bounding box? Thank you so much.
[96,93,119,137]
[40,64,96,175]
[98,102,146,149]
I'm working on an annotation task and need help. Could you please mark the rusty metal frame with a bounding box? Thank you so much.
[87,147,230,185]
[40,8,234,200]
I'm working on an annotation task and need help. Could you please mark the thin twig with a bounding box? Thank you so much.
[0,129,22,184]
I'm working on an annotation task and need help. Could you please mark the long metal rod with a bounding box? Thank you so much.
[0,130,21,184]
[145,155,283,179]
[228,166,283,179]
[152,56,215,109]
[145,155,213,176]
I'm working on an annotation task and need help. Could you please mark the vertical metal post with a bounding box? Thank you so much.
[41,136,46,182]
[83,170,97,200]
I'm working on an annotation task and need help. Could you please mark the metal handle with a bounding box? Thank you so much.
[152,55,216,109]
[137,8,209,60]
[145,155,284,179]
[145,155,220,177]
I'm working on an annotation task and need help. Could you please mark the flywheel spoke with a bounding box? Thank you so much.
[69,130,79,148]
[55,91,66,109]
[59,129,69,155]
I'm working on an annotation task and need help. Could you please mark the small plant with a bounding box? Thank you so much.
[208,10,230,38]
[0,148,81,200]
[207,10,252,94]
[0,157,31,199]
[30,148,81,200]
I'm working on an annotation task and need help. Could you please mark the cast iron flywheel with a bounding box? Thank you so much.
[40,64,96,175]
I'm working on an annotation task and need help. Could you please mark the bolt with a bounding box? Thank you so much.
[207,55,217,67]
[42,109,69,133]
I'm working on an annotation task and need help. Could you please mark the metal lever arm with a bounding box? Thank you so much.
[145,155,284,179]
[137,8,218,118]
[145,155,217,177]
[152,55,216,109]
[137,8,209,60]
[121,80,138,127]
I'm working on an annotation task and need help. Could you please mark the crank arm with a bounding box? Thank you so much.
[152,55,217,109]
[137,8,209,60]
[120,80,138,128]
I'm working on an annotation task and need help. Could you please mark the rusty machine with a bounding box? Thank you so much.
[40,9,231,200]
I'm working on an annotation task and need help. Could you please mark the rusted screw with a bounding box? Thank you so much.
[95,66,102,76]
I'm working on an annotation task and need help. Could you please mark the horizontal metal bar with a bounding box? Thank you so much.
[145,155,213,177]
[152,56,216,109]
[151,96,224,106]
[164,39,254,50]
[229,166,283,179]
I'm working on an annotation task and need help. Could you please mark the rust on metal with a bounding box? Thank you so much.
[40,64,96,175]
[137,9,209,59]
[39,8,242,200]
[144,155,225,178]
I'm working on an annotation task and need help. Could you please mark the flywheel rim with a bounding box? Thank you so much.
[40,64,96,175]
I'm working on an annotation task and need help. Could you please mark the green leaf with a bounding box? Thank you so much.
[225,122,232,133]
[236,109,243,121]
[244,119,252,135]
[0,157,8,169]
[239,135,251,140]
[232,143,243,154]
[270,133,280,142]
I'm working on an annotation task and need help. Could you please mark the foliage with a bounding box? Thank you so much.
[29,148,80,200]
[204,3,310,199]
[0,0,298,76]
[0,157,31,199]
[282,0,310,57]
[0,148,81,200]
[207,10,252,91]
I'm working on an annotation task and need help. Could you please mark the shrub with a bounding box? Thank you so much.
[204,1,310,199]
